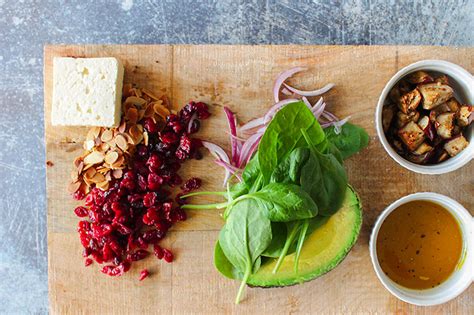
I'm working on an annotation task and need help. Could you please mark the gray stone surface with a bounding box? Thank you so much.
[0,0,472,313]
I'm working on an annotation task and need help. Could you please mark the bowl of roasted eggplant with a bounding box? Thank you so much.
[376,60,473,174]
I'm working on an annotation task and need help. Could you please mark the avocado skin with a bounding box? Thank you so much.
[246,186,362,288]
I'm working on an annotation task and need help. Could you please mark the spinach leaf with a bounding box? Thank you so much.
[301,130,348,216]
[270,147,310,184]
[214,241,242,280]
[272,221,302,273]
[251,183,318,221]
[218,199,272,303]
[242,154,260,184]
[227,181,248,200]
[261,222,287,258]
[258,101,327,183]
[324,122,369,159]
[294,219,309,273]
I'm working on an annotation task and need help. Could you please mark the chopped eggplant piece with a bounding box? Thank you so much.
[458,105,473,127]
[413,142,433,155]
[389,85,401,103]
[406,151,433,164]
[398,121,425,151]
[399,89,422,114]
[435,112,455,139]
[382,104,397,132]
[390,139,404,153]
[399,80,411,95]
[437,150,449,162]
[418,116,429,130]
[444,135,469,157]
[418,83,454,110]
[407,71,433,84]
[445,98,460,113]
[434,75,449,85]
[396,110,420,128]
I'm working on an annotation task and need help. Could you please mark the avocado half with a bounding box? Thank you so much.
[246,186,362,287]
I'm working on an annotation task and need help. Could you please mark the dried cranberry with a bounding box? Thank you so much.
[146,153,163,171]
[153,244,164,260]
[74,206,89,217]
[181,177,202,192]
[188,119,200,134]
[160,132,179,144]
[142,229,164,243]
[84,258,93,266]
[120,177,136,191]
[127,249,149,262]
[147,173,163,191]
[143,117,159,133]
[179,134,192,154]
[143,192,157,207]
[139,269,149,281]
[101,262,128,276]
[73,190,85,200]
[163,248,174,263]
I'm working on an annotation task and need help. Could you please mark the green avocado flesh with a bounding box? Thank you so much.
[246,186,362,287]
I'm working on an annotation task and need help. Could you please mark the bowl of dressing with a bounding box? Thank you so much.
[369,193,473,306]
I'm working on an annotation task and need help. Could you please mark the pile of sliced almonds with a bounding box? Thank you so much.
[68,85,172,195]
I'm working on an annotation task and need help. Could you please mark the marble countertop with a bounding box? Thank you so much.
[0,0,472,313]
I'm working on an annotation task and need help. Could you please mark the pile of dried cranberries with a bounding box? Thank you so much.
[72,94,210,279]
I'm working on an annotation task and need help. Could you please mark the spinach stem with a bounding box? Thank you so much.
[272,222,301,274]
[235,262,251,304]
[294,219,309,273]
[180,191,226,198]
[181,202,229,210]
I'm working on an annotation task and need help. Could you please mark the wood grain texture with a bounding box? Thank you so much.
[45,45,473,314]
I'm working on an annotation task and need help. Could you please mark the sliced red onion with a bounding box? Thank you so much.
[238,117,265,133]
[302,97,312,109]
[273,67,307,102]
[245,134,263,165]
[226,131,247,142]
[202,141,231,186]
[215,159,243,182]
[321,110,338,122]
[238,132,263,168]
[283,82,335,97]
[321,116,350,133]
[281,87,292,96]
[223,107,239,165]
[263,98,299,124]
[187,112,198,133]
[312,102,326,120]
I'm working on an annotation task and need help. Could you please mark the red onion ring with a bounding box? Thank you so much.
[273,67,307,102]
[263,99,299,124]
[283,82,334,97]
[223,107,239,165]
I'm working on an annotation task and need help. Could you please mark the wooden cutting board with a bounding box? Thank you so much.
[44,45,473,314]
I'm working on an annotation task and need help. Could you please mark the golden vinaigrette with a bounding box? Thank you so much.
[376,200,463,289]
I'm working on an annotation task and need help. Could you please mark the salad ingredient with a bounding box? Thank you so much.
[216,187,362,288]
[52,57,124,127]
[139,269,150,281]
[376,200,462,289]
[184,100,368,303]
[71,86,210,277]
[383,71,472,163]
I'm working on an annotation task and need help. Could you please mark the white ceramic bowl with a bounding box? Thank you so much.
[369,193,473,306]
[375,60,474,174]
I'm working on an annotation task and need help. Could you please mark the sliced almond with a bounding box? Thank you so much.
[125,96,147,107]
[70,170,79,182]
[83,167,97,179]
[100,129,113,142]
[84,140,95,151]
[115,135,128,151]
[142,88,160,100]
[153,102,170,119]
[112,169,123,179]
[90,172,106,183]
[67,181,81,193]
[84,151,105,165]
[143,131,149,146]
[144,103,155,118]
[118,121,127,133]
[126,108,139,124]
[105,151,119,165]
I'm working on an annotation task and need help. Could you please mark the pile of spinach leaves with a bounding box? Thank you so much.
[182,101,368,303]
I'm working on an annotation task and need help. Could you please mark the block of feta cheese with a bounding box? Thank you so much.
[51,57,124,127]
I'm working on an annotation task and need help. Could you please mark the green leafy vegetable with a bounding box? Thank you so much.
[324,122,369,159]
[218,199,272,303]
[251,183,318,221]
[261,222,287,258]
[258,101,327,183]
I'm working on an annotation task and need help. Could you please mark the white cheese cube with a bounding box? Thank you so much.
[51,57,124,127]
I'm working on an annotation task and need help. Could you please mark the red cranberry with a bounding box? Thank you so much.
[163,248,173,263]
[127,249,149,261]
[73,190,85,200]
[146,153,163,171]
[143,117,159,133]
[147,173,163,191]
[143,192,157,207]
[160,132,179,144]
[194,102,210,119]
[84,258,93,266]
[181,177,202,192]
[74,206,89,217]
[153,244,164,260]
[139,269,149,281]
